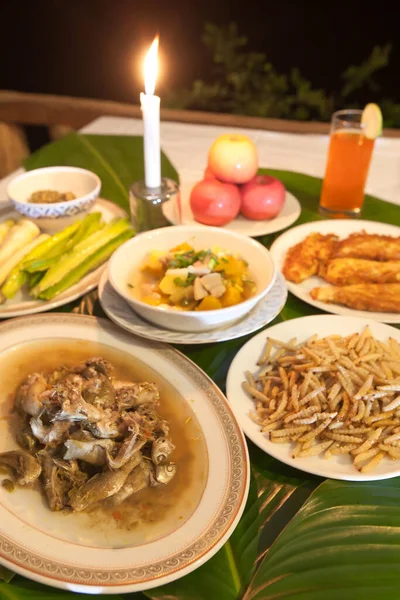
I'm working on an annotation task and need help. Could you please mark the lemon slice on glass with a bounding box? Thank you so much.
[361,103,383,139]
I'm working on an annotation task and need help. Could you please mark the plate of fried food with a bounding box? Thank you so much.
[270,219,400,323]
[227,314,400,481]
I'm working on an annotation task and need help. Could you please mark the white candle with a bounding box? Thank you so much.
[141,36,161,189]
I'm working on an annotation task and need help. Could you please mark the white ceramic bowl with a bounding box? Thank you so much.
[108,225,276,333]
[7,166,101,233]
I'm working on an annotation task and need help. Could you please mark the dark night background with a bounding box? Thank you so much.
[1,0,399,106]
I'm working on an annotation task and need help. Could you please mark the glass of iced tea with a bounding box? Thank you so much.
[319,109,375,217]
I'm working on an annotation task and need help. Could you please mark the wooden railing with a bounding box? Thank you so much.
[1,90,399,177]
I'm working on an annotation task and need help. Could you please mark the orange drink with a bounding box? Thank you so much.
[320,109,375,217]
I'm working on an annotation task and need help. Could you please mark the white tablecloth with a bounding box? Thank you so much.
[1,116,400,207]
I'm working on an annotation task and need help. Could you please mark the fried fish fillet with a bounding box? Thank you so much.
[334,232,400,261]
[310,283,400,313]
[322,258,400,285]
[283,233,339,283]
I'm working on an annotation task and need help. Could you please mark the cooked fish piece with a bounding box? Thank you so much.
[152,462,177,485]
[322,258,400,285]
[39,451,86,511]
[69,455,141,511]
[0,450,41,485]
[13,413,37,452]
[108,460,151,506]
[201,272,226,298]
[310,283,400,313]
[106,430,146,469]
[15,427,37,452]
[54,392,102,424]
[283,233,339,283]
[63,439,115,465]
[82,377,115,408]
[14,373,47,417]
[40,451,65,511]
[86,414,120,438]
[334,232,400,261]
[115,381,159,408]
[194,277,209,301]
[30,416,71,445]
[73,357,114,378]
[151,437,175,465]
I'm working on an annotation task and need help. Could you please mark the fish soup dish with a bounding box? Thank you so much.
[0,341,208,547]
[129,242,257,311]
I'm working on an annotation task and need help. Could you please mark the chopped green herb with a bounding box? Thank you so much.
[173,274,195,287]
[221,257,229,263]
[169,251,197,269]
[208,257,219,270]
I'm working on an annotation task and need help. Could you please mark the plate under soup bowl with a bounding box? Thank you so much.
[108,225,276,332]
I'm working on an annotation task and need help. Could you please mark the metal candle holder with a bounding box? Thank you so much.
[129,178,180,232]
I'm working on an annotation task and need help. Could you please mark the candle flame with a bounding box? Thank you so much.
[144,36,159,95]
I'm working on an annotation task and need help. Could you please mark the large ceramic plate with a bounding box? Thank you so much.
[163,178,301,237]
[0,199,126,318]
[270,219,400,324]
[99,268,288,345]
[0,314,249,593]
[227,314,400,482]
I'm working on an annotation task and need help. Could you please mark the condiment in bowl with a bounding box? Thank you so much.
[108,225,276,332]
[7,166,101,233]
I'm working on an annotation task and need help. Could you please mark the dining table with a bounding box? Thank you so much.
[1,115,400,600]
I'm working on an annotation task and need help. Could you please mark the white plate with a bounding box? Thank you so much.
[270,219,400,324]
[0,314,249,593]
[163,178,301,237]
[0,199,126,318]
[227,314,400,482]
[99,268,288,345]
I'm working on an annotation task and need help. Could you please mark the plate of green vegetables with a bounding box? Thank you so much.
[0,199,133,318]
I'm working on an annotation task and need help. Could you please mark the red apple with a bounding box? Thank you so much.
[190,179,241,226]
[204,165,218,180]
[208,134,258,184]
[240,175,286,220]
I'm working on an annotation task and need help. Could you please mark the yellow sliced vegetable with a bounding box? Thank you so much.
[0,220,40,265]
[159,275,181,295]
[0,234,49,286]
[141,250,165,276]
[196,296,222,311]
[170,242,194,253]
[0,220,15,246]
[221,286,242,307]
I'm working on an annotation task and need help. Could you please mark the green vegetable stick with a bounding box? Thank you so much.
[1,271,28,299]
[24,256,59,273]
[24,221,82,262]
[29,271,44,289]
[1,217,99,297]
[32,218,132,296]
[65,213,103,250]
[39,229,134,300]
[0,233,52,297]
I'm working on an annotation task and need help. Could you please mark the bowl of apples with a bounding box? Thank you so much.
[163,134,300,237]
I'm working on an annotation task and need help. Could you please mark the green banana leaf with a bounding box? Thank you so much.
[247,478,400,600]
[1,134,398,600]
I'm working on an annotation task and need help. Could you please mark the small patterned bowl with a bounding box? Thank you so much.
[7,166,101,233]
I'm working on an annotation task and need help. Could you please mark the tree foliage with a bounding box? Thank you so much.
[166,23,399,126]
